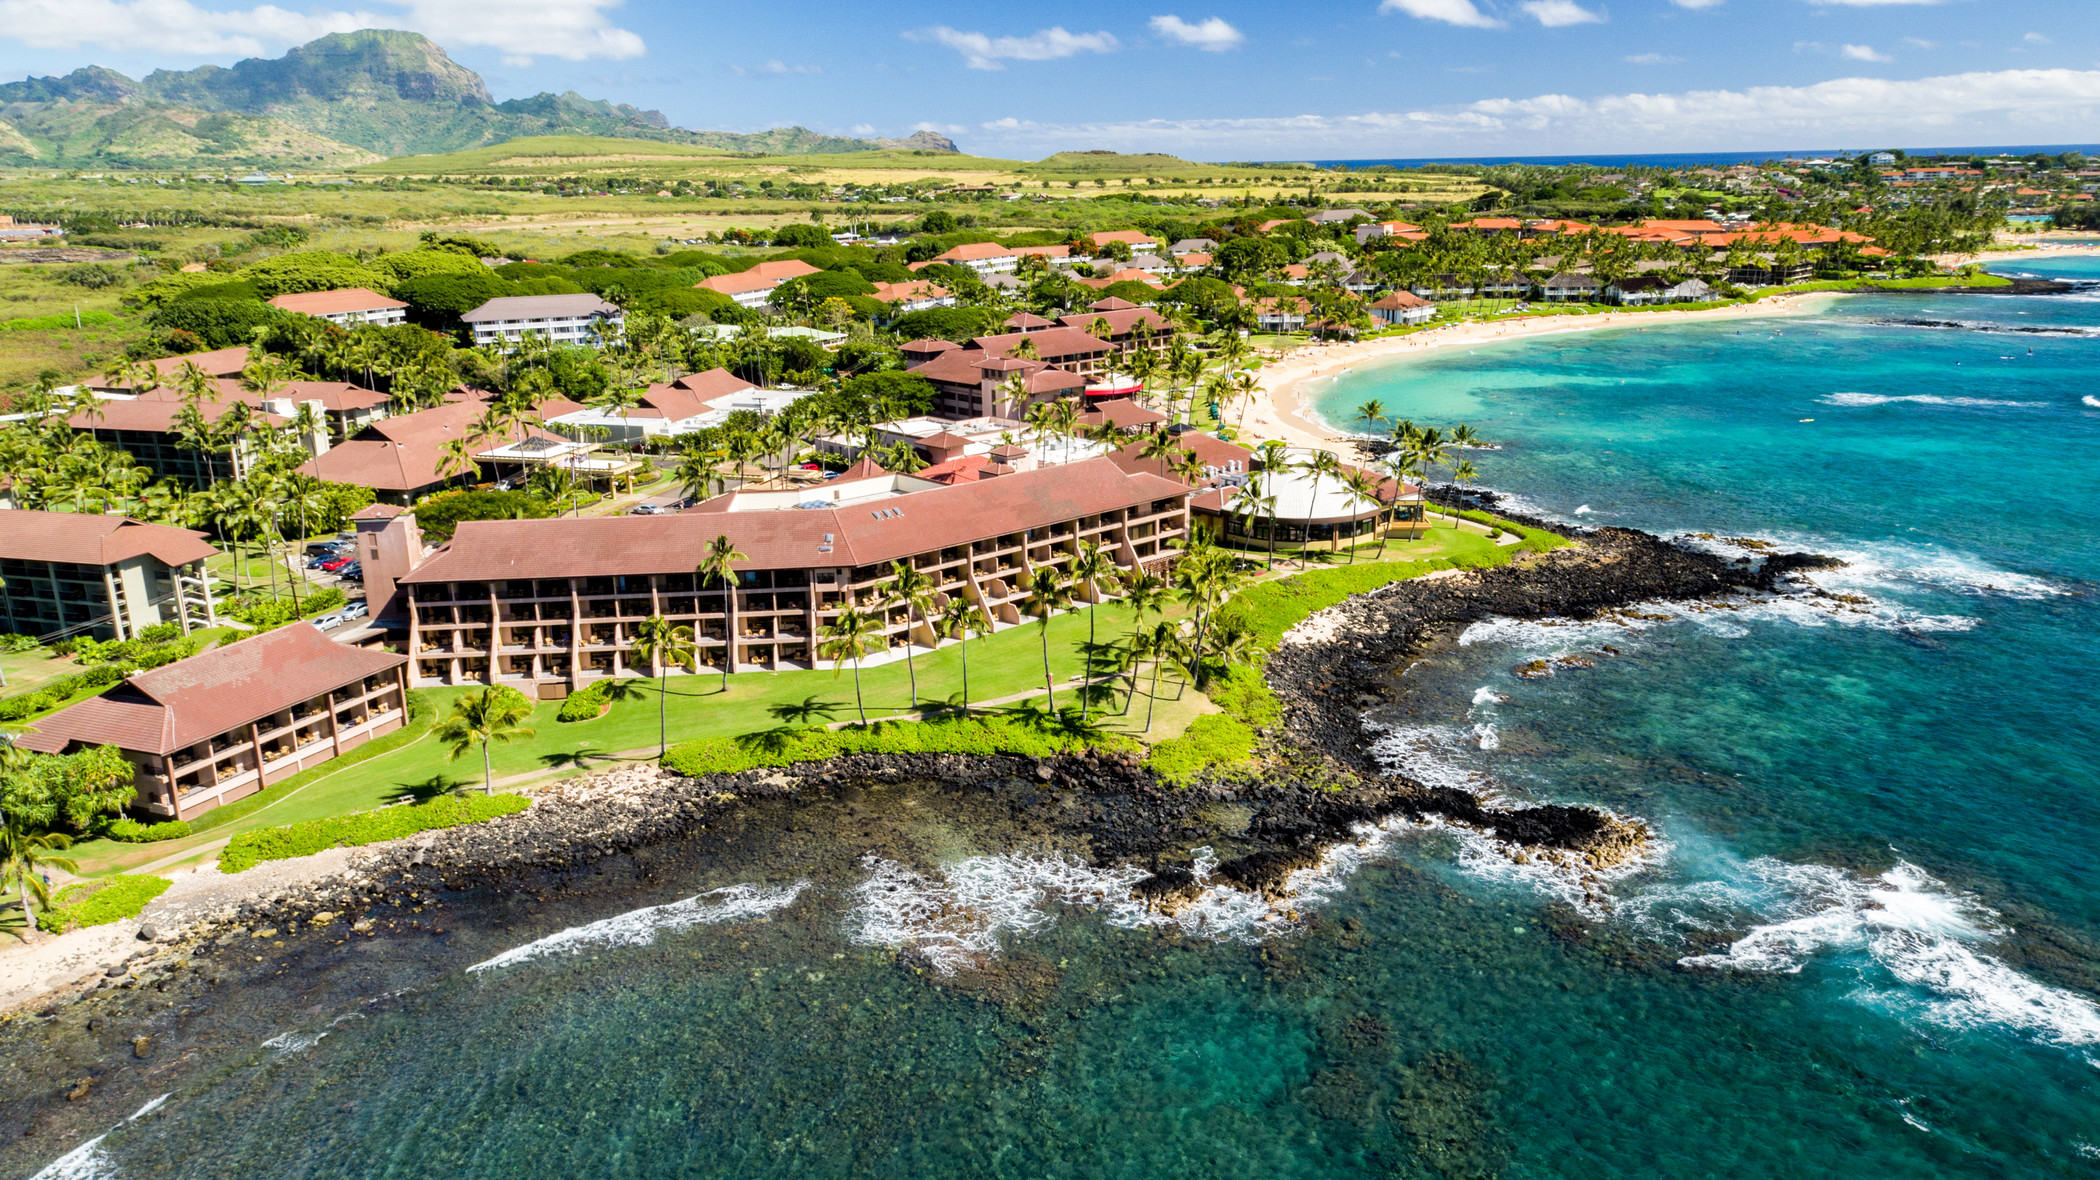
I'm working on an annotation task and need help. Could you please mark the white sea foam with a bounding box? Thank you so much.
[29,1135,113,1180]
[468,882,810,973]
[1820,391,2036,409]
[1768,537,2070,601]
[25,1095,167,1180]
[2085,395,2100,408]
[261,1028,328,1054]
[1678,859,2100,1048]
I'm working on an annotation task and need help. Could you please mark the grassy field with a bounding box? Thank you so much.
[0,259,153,387]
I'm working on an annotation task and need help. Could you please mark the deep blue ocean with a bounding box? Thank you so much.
[16,264,2100,1179]
[1309,143,2100,169]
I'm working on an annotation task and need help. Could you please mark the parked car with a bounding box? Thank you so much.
[338,563,362,580]
[341,601,370,620]
[305,542,338,556]
[312,613,344,630]
[306,556,334,570]
[321,556,355,572]
[629,503,668,515]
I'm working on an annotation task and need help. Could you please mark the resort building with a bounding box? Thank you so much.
[867,281,954,313]
[462,294,624,348]
[298,393,588,503]
[931,242,1021,274]
[0,510,219,641]
[1538,273,1602,303]
[541,368,799,443]
[1370,291,1438,326]
[15,623,410,821]
[695,260,823,308]
[1603,276,1715,305]
[1190,463,1427,553]
[389,458,1190,693]
[64,396,287,486]
[267,287,409,327]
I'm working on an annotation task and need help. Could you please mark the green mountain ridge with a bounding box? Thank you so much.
[0,30,958,168]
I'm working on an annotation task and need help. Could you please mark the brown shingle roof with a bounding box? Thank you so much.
[17,623,405,756]
[461,294,621,323]
[68,397,285,435]
[403,458,1186,583]
[0,510,218,568]
[973,327,1110,362]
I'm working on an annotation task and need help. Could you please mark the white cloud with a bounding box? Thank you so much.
[1902,37,1936,49]
[1149,14,1243,51]
[730,60,822,77]
[1522,0,1603,26]
[0,0,644,61]
[967,68,2100,157]
[1378,0,1502,30]
[905,25,1117,70]
[2025,32,2052,44]
[1625,52,1680,64]
[1804,0,1941,6]
[1668,0,1724,7]
[1842,43,1892,62]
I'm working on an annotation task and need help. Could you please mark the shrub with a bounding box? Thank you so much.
[556,678,624,722]
[409,488,554,540]
[662,717,1134,778]
[218,793,531,873]
[136,622,183,643]
[1207,663,1282,729]
[105,817,193,843]
[1143,715,1257,785]
[36,875,171,933]
[57,263,126,289]
[234,250,388,298]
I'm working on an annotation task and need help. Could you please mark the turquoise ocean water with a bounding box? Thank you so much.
[20,265,2100,1178]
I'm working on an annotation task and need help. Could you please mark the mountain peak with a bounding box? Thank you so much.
[144,28,493,108]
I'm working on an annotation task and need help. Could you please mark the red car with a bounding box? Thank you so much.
[321,555,356,572]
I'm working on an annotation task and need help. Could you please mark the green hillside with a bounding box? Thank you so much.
[0,30,959,169]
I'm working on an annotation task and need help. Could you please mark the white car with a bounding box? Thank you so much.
[312,613,344,630]
[342,601,370,620]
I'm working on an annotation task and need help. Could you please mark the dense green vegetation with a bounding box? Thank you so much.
[218,792,530,873]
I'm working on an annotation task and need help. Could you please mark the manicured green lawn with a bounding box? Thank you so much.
[0,646,69,696]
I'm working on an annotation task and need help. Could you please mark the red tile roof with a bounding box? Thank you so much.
[267,287,407,317]
[1088,230,1158,247]
[68,397,285,435]
[936,242,1017,263]
[17,623,405,756]
[402,458,1187,582]
[1077,398,1166,428]
[0,510,218,568]
[298,396,557,492]
[973,327,1111,362]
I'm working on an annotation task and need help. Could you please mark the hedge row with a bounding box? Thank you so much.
[36,875,171,933]
[662,717,1135,778]
[105,817,193,843]
[218,793,530,873]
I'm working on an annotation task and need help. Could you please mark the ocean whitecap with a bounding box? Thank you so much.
[468,881,810,973]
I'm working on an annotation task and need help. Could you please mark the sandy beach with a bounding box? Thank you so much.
[1246,292,1830,450]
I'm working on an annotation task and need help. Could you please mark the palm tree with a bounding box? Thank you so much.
[1020,565,1071,711]
[880,561,935,707]
[1116,571,1169,714]
[1296,449,1344,563]
[0,797,76,940]
[1354,399,1388,432]
[437,437,478,487]
[1341,467,1394,560]
[1135,621,1183,733]
[1065,541,1119,720]
[936,596,993,715]
[820,604,883,726]
[1448,459,1479,527]
[629,614,697,757]
[1137,429,1180,479]
[435,688,537,794]
[1232,476,1279,568]
[695,534,747,690]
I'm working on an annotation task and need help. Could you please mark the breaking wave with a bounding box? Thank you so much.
[1670,860,2100,1048]
[1865,315,2099,338]
[1820,391,2038,409]
[27,1094,169,1180]
[468,882,810,973]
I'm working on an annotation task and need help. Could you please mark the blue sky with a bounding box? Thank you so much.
[2,0,2096,159]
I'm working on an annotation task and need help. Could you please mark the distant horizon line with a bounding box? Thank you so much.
[1292,143,2100,170]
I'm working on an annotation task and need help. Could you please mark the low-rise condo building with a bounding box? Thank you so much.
[392,457,1189,693]
[462,294,624,348]
[16,622,409,821]
[0,510,219,641]
[267,287,409,327]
